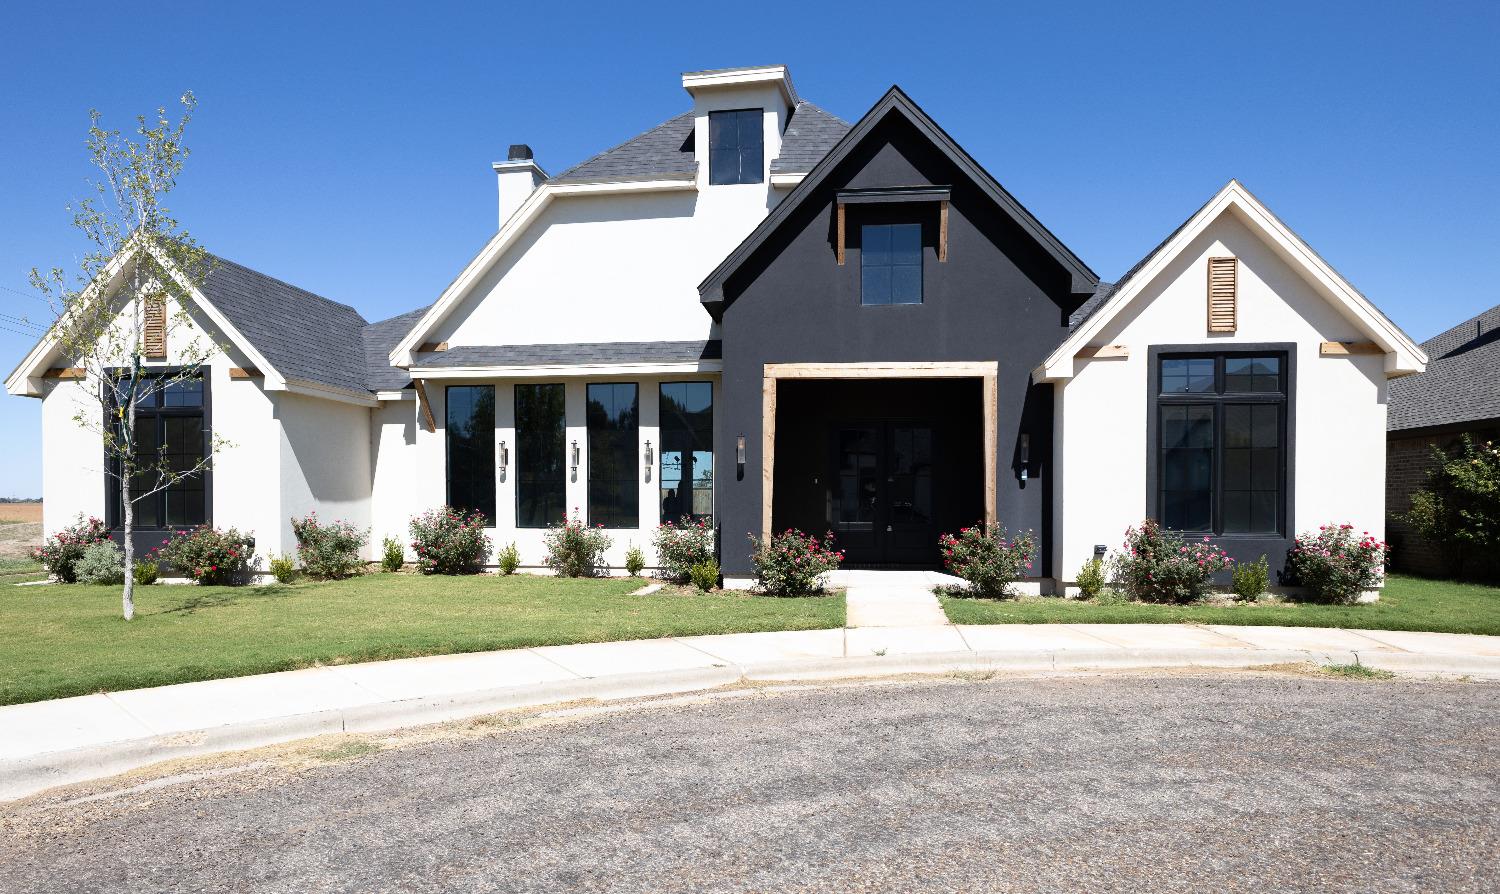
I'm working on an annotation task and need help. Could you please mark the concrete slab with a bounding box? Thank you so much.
[1204,625,1403,654]
[846,625,969,657]
[957,624,1124,652]
[1065,624,1254,650]
[104,667,386,735]
[1348,629,1500,657]
[327,649,581,700]
[530,638,729,678]
[675,629,846,665]
[0,694,154,759]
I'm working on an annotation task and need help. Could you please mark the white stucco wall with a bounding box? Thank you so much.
[1054,209,1389,580]
[271,391,373,558]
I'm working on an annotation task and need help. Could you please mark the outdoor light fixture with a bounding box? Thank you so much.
[571,440,580,481]
[1019,434,1030,482]
[736,434,746,480]
[498,440,509,482]
[1094,544,1107,559]
[644,440,653,482]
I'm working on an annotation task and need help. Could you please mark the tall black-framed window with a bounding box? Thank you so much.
[515,383,566,529]
[107,373,209,530]
[860,222,923,305]
[708,108,763,185]
[659,382,713,524]
[1156,352,1287,535]
[587,383,639,528]
[446,385,496,525]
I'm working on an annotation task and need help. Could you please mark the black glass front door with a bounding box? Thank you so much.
[831,422,935,565]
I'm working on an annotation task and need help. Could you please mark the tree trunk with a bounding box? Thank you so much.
[121,375,137,622]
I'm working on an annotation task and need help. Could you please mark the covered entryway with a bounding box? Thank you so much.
[765,364,997,568]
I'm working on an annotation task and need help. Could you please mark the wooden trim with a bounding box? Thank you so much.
[418,341,449,353]
[142,295,166,359]
[42,367,86,380]
[982,372,997,531]
[938,200,949,263]
[412,379,437,433]
[763,361,998,380]
[1075,344,1128,359]
[836,203,846,266]
[761,376,777,541]
[227,367,261,379]
[1319,340,1383,356]
[1207,256,1237,333]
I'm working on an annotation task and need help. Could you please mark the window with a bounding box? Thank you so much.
[659,382,713,524]
[708,109,763,185]
[1156,353,1286,536]
[861,223,923,305]
[515,383,566,529]
[587,383,638,528]
[446,385,495,525]
[108,374,207,529]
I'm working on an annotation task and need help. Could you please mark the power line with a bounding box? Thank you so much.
[0,312,42,330]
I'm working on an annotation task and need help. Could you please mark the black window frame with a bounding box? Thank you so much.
[445,384,496,526]
[104,368,211,532]
[587,382,639,529]
[514,383,567,530]
[658,381,714,525]
[858,220,925,306]
[1148,346,1295,540]
[708,108,764,186]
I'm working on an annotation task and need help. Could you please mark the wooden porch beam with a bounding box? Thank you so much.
[412,379,437,433]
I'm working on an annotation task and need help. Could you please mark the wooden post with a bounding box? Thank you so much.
[836,203,846,266]
[761,375,777,542]
[983,372,997,531]
[938,200,949,262]
[413,379,437,433]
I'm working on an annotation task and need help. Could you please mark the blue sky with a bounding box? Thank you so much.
[1,1,1496,497]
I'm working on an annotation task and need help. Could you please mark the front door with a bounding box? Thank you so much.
[830,422,936,566]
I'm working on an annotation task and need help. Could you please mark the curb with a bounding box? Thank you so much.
[4,647,1497,803]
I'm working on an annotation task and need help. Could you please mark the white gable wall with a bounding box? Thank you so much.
[1054,209,1389,580]
[272,391,373,558]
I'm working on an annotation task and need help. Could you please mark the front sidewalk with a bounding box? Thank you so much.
[4,621,1499,802]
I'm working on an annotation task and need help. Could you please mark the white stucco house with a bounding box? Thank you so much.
[6,65,1426,588]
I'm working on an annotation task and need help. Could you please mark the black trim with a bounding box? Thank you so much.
[837,185,951,204]
[103,367,213,534]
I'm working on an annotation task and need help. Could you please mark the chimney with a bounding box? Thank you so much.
[492,144,547,229]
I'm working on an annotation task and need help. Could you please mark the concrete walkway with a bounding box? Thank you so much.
[3,621,1499,802]
[832,569,958,627]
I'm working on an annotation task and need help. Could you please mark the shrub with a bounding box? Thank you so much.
[624,544,646,577]
[290,513,368,580]
[409,507,493,575]
[1405,436,1500,578]
[1110,519,1232,604]
[1231,554,1270,601]
[689,559,719,592]
[1075,558,1107,600]
[749,529,843,596]
[133,558,159,586]
[381,537,405,573]
[543,515,612,577]
[269,554,299,584]
[159,526,256,585]
[653,517,715,582]
[496,542,521,575]
[76,540,126,585]
[33,514,110,583]
[1286,524,1387,604]
[938,523,1037,598]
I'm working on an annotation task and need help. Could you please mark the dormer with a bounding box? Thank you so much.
[682,66,797,190]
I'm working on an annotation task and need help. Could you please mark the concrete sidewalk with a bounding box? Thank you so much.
[3,623,1499,802]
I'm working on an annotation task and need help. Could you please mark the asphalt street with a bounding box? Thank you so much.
[2,671,1496,893]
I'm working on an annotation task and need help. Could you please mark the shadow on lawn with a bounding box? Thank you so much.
[148,584,298,617]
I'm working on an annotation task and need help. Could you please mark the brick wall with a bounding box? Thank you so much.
[1386,424,1500,578]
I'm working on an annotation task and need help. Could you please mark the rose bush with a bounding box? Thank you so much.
[158,526,256,585]
[653,516,715,582]
[749,529,843,596]
[1285,524,1386,604]
[409,507,493,575]
[1110,519,1232,604]
[291,513,368,580]
[939,523,1036,598]
[33,514,111,583]
[543,513,612,577]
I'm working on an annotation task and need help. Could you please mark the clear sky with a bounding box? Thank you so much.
[2,0,1497,497]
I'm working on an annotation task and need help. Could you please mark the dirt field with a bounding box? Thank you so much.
[0,503,41,524]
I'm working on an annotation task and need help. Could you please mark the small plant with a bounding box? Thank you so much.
[653,517,715,583]
[33,514,111,582]
[1075,557,1107,600]
[1231,554,1270,601]
[290,513,368,580]
[624,544,646,577]
[158,526,256,585]
[938,523,1036,598]
[1110,519,1232,604]
[1404,436,1500,577]
[1285,524,1387,604]
[381,537,405,573]
[543,513,612,578]
[496,542,521,575]
[688,559,719,592]
[75,540,126,585]
[133,557,159,586]
[269,554,299,584]
[1093,588,1131,606]
[749,529,843,596]
[1323,663,1395,680]
[409,507,493,575]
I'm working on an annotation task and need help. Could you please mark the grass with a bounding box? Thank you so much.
[0,573,844,706]
[943,574,1500,635]
[1322,663,1396,680]
[0,557,46,585]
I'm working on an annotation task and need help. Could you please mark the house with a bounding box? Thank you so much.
[6,65,1427,588]
[1386,302,1500,578]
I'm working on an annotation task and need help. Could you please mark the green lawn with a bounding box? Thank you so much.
[0,574,844,706]
[943,574,1500,635]
[0,557,46,585]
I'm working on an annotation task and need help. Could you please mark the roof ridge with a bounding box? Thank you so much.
[553,110,695,182]
[791,99,850,126]
[1421,301,1500,353]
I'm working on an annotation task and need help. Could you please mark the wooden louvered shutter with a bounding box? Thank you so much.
[1207,257,1237,332]
[142,295,166,359]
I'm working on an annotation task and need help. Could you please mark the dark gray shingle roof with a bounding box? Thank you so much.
[552,112,698,183]
[1388,303,1500,432]
[363,305,430,392]
[771,102,850,174]
[414,340,721,368]
[199,254,371,395]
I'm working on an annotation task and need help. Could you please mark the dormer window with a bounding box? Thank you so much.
[860,223,923,305]
[708,109,763,185]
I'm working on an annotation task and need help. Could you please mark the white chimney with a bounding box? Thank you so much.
[492,144,547,229]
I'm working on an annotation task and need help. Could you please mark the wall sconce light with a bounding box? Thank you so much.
[1094,544,1107,560]
[644,440,653,482]
[571,440,580,481]
[1019,433,1030,482]
[736,434,746,481]
[498,440,509,483]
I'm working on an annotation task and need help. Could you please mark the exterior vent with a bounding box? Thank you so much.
[142,295,167,359]
[1207,256,1237,333]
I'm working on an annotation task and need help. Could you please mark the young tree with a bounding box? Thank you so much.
[1405,435,1500,579]
[28,93,226,620]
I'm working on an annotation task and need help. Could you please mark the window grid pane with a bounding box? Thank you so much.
[659,382,713,524]
[708,109,763,185]
[108,373,208,530]
[861,223,923,306]
[515,384,566,529]
[588,383,639,528]
[446,385,496,526]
